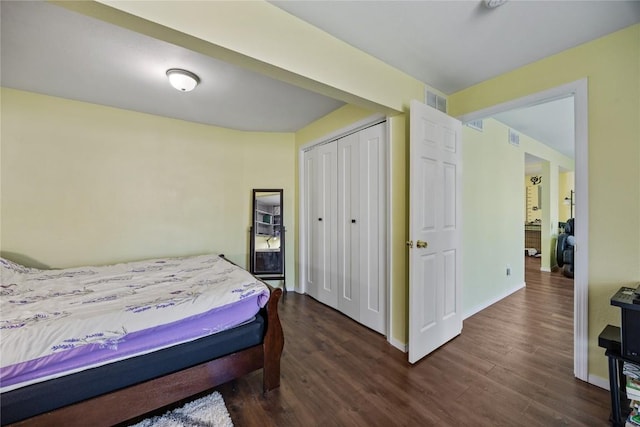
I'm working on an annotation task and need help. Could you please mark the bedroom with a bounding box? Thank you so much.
[1,0,639,425]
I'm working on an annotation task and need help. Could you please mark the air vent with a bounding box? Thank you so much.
[508,128,520,146]
[466,120,484,131]
[425,90,448,113]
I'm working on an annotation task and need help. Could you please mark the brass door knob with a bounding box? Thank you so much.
[416,240,428,249]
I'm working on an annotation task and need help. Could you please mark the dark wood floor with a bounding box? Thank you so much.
[217,257,610,426]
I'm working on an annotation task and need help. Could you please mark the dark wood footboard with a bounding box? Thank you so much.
[263,286,284,392]
[8,286,284,427]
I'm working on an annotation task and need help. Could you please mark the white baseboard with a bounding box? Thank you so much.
[388,336,407,353]
[463,282,526,319]
[587,374,609,391]
[540,267,552,272]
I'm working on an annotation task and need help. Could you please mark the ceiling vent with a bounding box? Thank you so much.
[509,128,520,146]
[466,120,484,131]
[426,90,447,113]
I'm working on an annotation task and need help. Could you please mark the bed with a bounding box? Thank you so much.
[0,253,284,426]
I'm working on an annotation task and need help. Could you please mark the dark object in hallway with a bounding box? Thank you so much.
[557,217,575,278]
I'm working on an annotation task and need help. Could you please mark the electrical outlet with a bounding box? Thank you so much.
[506,264,511,276]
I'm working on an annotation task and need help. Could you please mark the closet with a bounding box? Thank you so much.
[302,122,387,334]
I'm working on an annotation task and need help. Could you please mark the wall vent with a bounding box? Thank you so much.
[508,128,520,146]
[466,120,484,131]
[425,90,447,113]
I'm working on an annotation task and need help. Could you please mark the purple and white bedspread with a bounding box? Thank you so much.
[0,254,269,392]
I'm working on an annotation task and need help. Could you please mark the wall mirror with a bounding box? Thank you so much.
[249,189,285,283]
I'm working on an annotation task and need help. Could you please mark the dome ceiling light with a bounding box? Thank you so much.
[166,68,200,92]
[484,0,508,8]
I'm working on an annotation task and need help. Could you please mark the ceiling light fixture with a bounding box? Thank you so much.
[166,68,200,92]
[483,0,508,8]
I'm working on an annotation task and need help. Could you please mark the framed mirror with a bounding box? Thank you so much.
[249,189,285,283]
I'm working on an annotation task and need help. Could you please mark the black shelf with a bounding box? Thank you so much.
[601,285,640,426]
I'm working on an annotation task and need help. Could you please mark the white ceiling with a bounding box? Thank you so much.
[272,0,640,94]
[0,1,344,132]
[493,96,575,159]
[2,0,639,155]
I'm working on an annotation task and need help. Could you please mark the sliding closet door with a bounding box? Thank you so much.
[302,121,387,335]
[358,123,387,334]
[312,142,338,308]
[337,132,360,321]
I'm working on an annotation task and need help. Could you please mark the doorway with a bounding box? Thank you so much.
[458,79,589,382]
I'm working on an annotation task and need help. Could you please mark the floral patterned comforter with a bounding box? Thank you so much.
[0,254,269,392]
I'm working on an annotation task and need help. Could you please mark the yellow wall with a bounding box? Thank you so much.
[450,24,640,379]
[294,105,378,150]
[388,114,409,343]
[1,88,295,274]
[559,171,575,223]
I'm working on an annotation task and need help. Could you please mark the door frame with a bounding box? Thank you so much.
[297,113,391,334]
[457,79,589,382]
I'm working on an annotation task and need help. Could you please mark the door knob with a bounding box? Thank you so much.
[416,240,428,249]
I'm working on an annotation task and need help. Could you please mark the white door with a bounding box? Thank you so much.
[358,123,386,334]
[336,122,387,332]
[337,132,360,320]
[313,142,338,308]
[409,100,462,364]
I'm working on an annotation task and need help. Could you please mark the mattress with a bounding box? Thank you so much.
[0,254,269,392]
[1,314,265,425]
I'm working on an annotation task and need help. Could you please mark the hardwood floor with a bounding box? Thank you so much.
[217,257,610,426]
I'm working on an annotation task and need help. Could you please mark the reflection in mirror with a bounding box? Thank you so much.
[249,189,285,285]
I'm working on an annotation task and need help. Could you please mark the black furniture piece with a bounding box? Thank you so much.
[599,324,632,427]
[611,286,640,362]
[556,218,575,278]
[599,285,640,426]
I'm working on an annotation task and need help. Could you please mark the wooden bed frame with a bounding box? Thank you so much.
[7,286,284,427]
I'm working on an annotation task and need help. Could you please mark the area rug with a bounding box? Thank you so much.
[130,391,233,427]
